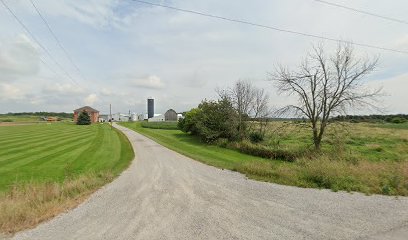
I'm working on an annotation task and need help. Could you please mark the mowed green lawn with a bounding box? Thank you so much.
[0,123,134,192]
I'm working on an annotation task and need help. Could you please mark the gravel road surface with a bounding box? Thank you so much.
[11,124,408,240]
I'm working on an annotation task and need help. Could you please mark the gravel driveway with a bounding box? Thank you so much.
[11,124,408,240]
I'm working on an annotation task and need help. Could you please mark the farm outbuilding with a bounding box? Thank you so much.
[164,109,178,121]
[73,106,99,123]
[148,114,165,122]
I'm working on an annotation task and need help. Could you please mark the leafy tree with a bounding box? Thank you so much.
[77,110,91,125]
[178,108,201,134]
[180,99,239,142]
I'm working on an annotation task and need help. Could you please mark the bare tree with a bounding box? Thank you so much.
[271,43,381,150]
[217,80,255,139]
[252,88,271,136]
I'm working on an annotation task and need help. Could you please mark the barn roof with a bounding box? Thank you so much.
[165,109,177,113]
[74,106,99,113]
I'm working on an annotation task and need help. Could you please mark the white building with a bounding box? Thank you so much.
[111,113,130,122]
[148,114,165,122]
[177,113,184,121]
[130,113,138,121]
[99,114,109,122]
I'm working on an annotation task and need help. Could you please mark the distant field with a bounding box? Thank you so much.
[140,121,178,130]
[374,122,408,130]
[0,115,72,123]
[259,121,408,162]
[0,123,134,233]
[121,121,408,196]
[0,115,41,123]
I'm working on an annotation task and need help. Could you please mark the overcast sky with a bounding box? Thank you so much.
[0,0,407,115]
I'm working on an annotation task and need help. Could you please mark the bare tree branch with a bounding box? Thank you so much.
[270,42,382,150]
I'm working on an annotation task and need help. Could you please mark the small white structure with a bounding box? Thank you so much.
[110,113,130,122]
[148,114,165,122]
[99,114,109,122]
[130,113,138,121]
[177,113,184,121]
[137,114,145,121]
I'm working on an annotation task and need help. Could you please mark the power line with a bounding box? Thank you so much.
[29,0,87,82]
[131,0,408,55]
[314,0,408,26]
[0,0,82,87]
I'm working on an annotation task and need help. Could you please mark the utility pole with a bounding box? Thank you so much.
[110,104,112,130]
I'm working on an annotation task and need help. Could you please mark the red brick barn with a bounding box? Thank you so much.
[73,106,99,124]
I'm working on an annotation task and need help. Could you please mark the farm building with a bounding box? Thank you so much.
[148,114,165,122]
[138,114,146,121]
[164,109,178,121]
[111,113,129,122]
[99,115,109,122]
[46,117,58,122]
[73,106,99,123]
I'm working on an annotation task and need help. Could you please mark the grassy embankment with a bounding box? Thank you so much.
[140,121,179,130]
[121,121,408,196]
[0,123,134,234]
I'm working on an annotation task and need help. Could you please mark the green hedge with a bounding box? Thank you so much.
[226,141,300,162]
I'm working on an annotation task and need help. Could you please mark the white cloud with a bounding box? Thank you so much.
[0,83,24,100]
[0,34,40,82]
[42,83,84,95]
[368,73,408,114]
[395,34,408,49]
[100,88,113,96]
[84,93,98,106]
[129,75,165,89]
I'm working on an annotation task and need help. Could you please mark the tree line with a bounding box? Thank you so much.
[332,114,408,123]
[1,112,74,118]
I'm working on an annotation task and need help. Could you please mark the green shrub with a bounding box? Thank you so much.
[0,119,13,122]
[389,117,406,124]
[181,99,239,143]
[227,141,297,162]
[249,132,264,143]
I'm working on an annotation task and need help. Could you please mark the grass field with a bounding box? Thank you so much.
[140,121,178,130]
[0,115,72,123]
[0,115,42,123]
[120,122,408,196]
[0,123,134,234]
[260,121,408,162]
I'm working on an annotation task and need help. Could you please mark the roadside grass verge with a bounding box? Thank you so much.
[0,172,114,234]
[0,123,134,234]
[140,121,178,130]
[120,122,408,196]
[120,122,275,170]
